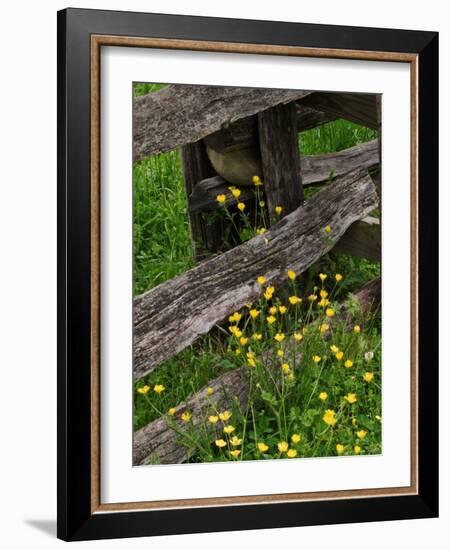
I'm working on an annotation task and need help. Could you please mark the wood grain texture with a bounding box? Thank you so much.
[203,105,336,155]
[133,168,378,379]
[258,102,304,220]
[299,92,379,129]
[133,85,309,161]
[188,139,379,213]
[180,141,223,259]
[133,276,380,465]
[335,216,380,261]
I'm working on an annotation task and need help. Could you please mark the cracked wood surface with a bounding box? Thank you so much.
[133,85,309,161]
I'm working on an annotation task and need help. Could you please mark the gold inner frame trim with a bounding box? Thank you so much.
[90,34,419,514]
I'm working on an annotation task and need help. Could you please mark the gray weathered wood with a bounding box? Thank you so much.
[180,141,223,259]
[133,85,309,161]
[334,216,380,261]
[188,139,379,213]
[133,168,378,379]
[133,276,381,465]
[258,102,304,220]
[299,92,379,130]
[134,368,249,465]
[203,105,336,155]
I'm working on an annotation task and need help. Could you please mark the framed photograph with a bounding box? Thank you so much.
[57,8,438,541]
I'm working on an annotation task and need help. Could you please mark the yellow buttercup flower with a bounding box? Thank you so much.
[325,308,335,317]
[319,391,328,401]
[293,332,303,341]
[208,415,219,424]
[344,359,354,368]
[319,273,327,282]
[287,449,297,458]
[264,286,275,300]
[269,306,277,315]
[215,439,227,448]
[323,409,337,426]
[249,309,260,319]
[330,345,339,353]
[154,384,165,394]
[252,333,262,341]
[181,411,192,422]
[230,449,241,458]
[354,445,361,454]
[276,349,284,357]
[168,407,176,416]
[281,363,290,374]
[335,273,343,282]
[266,315,276,325]
[235,348,241,355]
[230,436,242,446]
[313,355,321,363]
[277,441,289,453]
[320,323,330,333]
[324,225,332,233]
[344,393,358,404]
[216,194,226,204]
[289,296,301,305]
[137,385,150,395]
[219,410,232,422]
[233,329,243,339]
[320,289,328,299]
[247,357,256,368]
[275,205,283,215]
[231,188,241,199]
[256,227,266,235]
[274,332,285,342]
[353,324,361,334]
[335,351,344,361]
[336,444,345,454]
[257,275,267,285]
[279,305,287,315]
[253,175,262,185]
[287,269,296,280]
[229,325,238,334]
[318,298,330,308]
[257,442,269,453]
[307,294,318,302]
[356,430,367,439]
[363,372,374,383]
[224,425,235,435]
[228,311,242,323]
[237,202,245,212]
[239,336,248,346]
[207,387,214,396]
[291,434,301,444]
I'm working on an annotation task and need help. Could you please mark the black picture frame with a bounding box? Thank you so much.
[57,7,438,541]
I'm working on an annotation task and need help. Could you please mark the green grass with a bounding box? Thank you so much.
[133,150,194,295]
[132,88,381,462]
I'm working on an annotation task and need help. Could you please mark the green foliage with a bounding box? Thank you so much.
[133,150,194,295]
[299,119,377,155]
[133,82,166,97]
